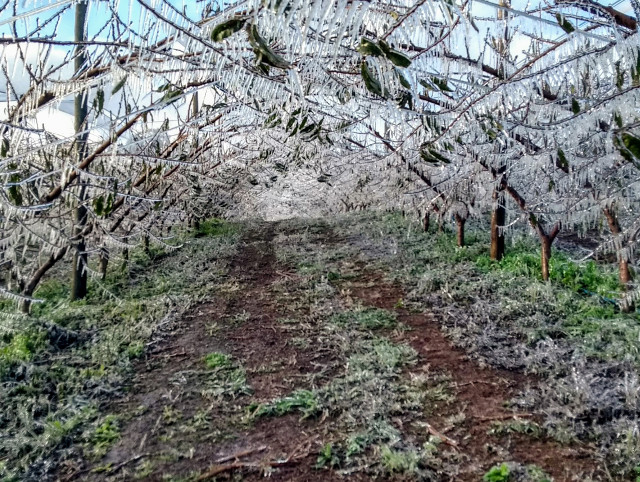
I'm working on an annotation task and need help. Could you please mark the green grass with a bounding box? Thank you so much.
[203,352,232,369]
[87,415,120,459]
[0,330,46,373]
[476,241,621,297]
[380,446,423,474]
[194,218,239,238]
[249,389,320,420]
[315,443,340,469]
[0,218,242,480]
[325,211,640,478]
[483,463,511,482]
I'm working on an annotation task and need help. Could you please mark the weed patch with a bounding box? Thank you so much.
[203,352,232,369]
[249,389,319,420]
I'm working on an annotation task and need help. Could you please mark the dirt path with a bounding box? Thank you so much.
[346,273,599,481]
[64,222,604,481]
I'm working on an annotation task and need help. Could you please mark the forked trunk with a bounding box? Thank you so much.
[21,247,68,314]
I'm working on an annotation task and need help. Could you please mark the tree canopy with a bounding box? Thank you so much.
[1,0,639,309]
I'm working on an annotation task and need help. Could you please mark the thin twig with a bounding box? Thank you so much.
[197,441,311,481]
[425,422,460,451]
[475,413,534,422]
[63,453,151,481]
[214,445,267,464]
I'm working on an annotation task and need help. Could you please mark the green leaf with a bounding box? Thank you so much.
[614,112,623,128]
[396,90,412,109]
[104,193,114,216]
[94,89,104,114]
[556,13,575,34]
[210,17,246,42]
[615,61,625,90]
[286,116,296,131]
[93,196,105,216]
[571,98,580,114]
[378,40,411,67]
[616,133,640,161]
[162,88,184,104]
[420,148,451,165]
[556,149,569,173]
[360,61,384,97]
[111,76,127,95]
[1,139,9,158]
[396,69,411,89]
[248,24,291,70]
[8,173,22,206]
[358,38,383,57]
[423,76,452,92]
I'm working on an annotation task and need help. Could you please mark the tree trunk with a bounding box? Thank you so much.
[454,214,466,247]
[604,207,634,312]
[71,205,88,301]
[143,234,150,256]
[21,247,68,314]
[540,234,552,282]
[123,237,129,262]
[70,1,89,302]
[490,188,506,261]
[423,211,430,233]
[99,248,109,281]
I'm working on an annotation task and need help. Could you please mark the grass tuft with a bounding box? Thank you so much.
[249,389,320,420]
[203,352,232,369]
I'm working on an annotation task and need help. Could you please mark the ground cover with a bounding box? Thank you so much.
[1,213,638,481]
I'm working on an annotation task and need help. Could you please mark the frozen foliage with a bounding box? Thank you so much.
[0,3,639,303]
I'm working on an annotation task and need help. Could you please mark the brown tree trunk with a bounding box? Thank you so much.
[454,214,466,247]
[143,234,150,256]
[490,188,506,261]
[70,1,89,302]
[540,234,552,282]
[604,207,634,312]
[123,238,129,262]
[537,223,560,282]
[21,247,68,314]
[99,248,109,281]
[71,204,88,301]
[423,211,430,232]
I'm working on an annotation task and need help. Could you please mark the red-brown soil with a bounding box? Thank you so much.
[59,223,604,482]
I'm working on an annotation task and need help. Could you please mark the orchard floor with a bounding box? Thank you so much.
[58,219,616,482]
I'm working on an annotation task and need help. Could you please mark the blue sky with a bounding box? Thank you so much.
[0,1,196,41]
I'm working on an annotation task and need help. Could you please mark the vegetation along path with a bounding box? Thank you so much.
[55,215,619,482]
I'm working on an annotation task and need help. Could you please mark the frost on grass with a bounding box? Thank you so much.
[0,224,242,481]
[331,212,640,478]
